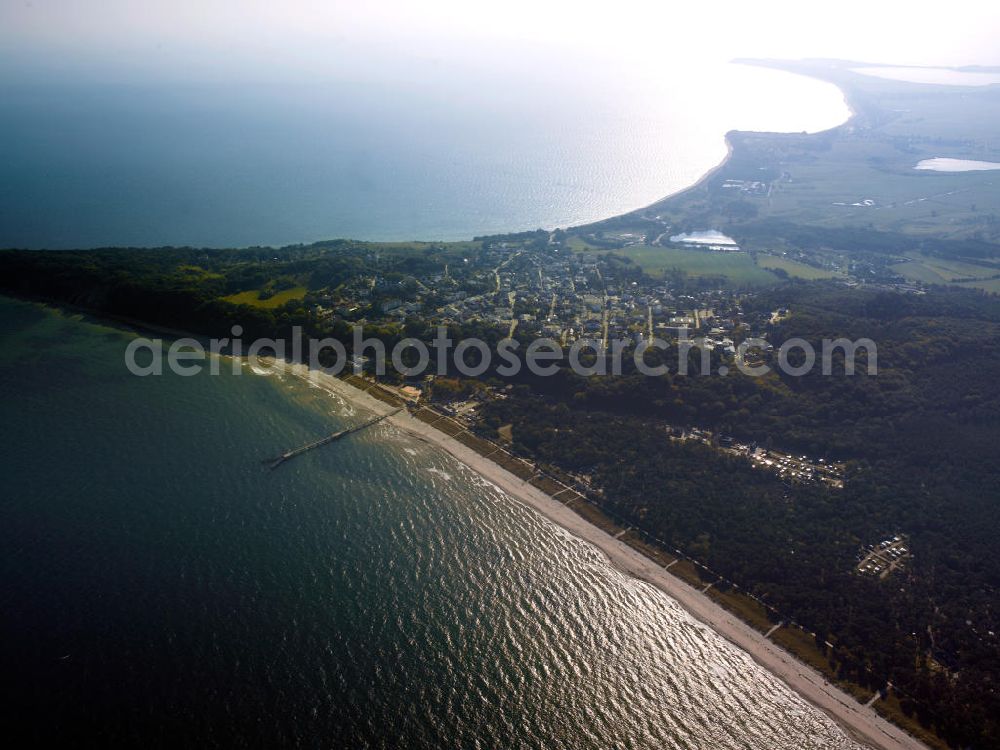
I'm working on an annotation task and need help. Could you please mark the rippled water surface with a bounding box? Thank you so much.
[0,297,863,748]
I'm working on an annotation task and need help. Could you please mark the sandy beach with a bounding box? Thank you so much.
[282,362,927,750]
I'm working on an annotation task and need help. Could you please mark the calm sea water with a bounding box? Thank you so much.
[0,296,865,747]
[0,61,848,249]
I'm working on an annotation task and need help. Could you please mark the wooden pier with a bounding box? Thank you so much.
[265,408,401,470]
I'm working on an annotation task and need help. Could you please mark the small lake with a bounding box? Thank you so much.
[915,158,1000,172]
[669,229,739,247]
[852,66,1000,87]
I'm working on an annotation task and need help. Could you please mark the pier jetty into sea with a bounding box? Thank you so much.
[265,408,401,470]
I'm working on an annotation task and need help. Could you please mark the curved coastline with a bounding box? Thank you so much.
[580,59,857,230]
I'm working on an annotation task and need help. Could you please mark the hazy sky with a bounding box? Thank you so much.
[3,0,1000,85]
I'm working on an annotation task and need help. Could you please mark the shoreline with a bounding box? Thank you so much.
[279,360,927,750]
[2,294,931,750]
[624,59,857,221]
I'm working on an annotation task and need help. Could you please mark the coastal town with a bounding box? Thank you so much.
[301,231,909,353]
[224,230,885,498]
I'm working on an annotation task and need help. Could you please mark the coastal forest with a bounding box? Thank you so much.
[482,284,1000,748]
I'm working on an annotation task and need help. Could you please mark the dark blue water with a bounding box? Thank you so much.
[0,297,864,748]
[0,62,848,249]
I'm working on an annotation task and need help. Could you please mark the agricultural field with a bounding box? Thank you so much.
[757,255,842,280]
[565,236,604,252]
[175,264,224,281]
[610,245,780,285]
[890,252,1000,290]
[752,136,1000,241]
[223,285,308,308]
[957,277,1000,294]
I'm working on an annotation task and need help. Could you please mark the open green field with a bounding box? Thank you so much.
[757,255,842,280]
[734,67,1000,242]
[753,137,1000,240]
[223,286,308,308]
[891,260,950,285]
[956,277,1000,294]
[176,264,224,280]
[565,236,603,252]
[611,245,779,285]
[891,252,1000,285]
